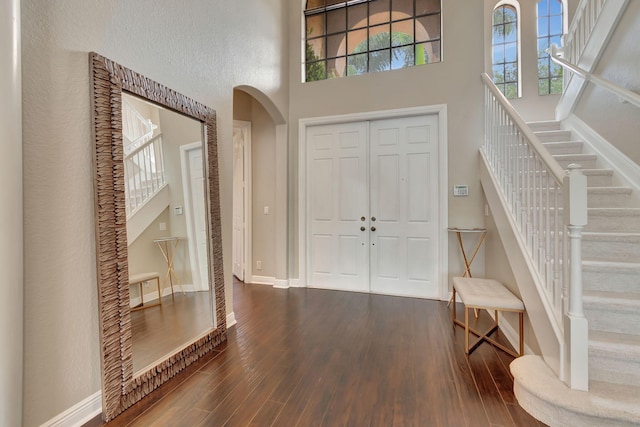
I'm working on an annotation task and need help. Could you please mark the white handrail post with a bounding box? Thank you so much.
[563,164,589,391]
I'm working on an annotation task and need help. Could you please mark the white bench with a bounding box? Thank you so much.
[452,276,524,357]
[129,272,162,311]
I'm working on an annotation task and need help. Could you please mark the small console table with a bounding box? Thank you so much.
[153,236,185,297]
[448,227,488,316]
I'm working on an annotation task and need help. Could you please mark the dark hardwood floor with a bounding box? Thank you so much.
[131,291,213,372]
[86,280,544,426]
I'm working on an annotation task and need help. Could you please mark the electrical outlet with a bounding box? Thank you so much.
[143,281,150,288]
[264,206,269,215]
[159,222,167,231]
[257,260,262,270]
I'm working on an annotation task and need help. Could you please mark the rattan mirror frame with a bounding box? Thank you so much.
[89,52,226,422]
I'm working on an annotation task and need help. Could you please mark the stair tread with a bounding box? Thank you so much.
[512,356,640,424]
[580,168,613,175]
[590,331,640,355]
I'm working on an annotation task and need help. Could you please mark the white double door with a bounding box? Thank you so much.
[307,114,440,299]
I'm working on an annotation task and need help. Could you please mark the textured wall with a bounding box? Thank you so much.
[574,1,640,164]
[0,1,23,426]
[21,1,288,425]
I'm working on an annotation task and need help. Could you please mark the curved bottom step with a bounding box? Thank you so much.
[511,356,640,427]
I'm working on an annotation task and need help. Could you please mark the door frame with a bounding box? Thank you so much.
[232,120,252,283]
[298,105,449,300]
[180,141,209,291]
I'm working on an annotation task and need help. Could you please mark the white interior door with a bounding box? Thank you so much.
[306,115,439,299]
[307,122,369,292]
[369,115,439,298]
[232,128,245,281]
[182,143,210,291]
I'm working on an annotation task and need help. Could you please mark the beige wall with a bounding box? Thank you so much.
[251,99,277,278]
[573,1,640,164]
[0,1,23,426]
[128,208,171,299]
[233,90,279,280]
[21,0,289,425]
[289,0,486,281]
[484,199,541,354]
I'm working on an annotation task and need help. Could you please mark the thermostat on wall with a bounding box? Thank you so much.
[453,185,469,197]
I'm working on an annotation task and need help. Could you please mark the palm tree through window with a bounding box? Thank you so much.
[305,0,442,82]
[537,0,564,95]
[492,3,519,99]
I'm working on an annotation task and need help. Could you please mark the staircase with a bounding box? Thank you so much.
[511,120,640,426]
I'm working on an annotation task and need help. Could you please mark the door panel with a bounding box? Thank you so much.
[370,115,439,298]
[306,114,439,299]
[232,130,244,280]
[307,122,369,292]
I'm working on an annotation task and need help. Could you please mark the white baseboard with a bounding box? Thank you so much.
[566,114,640,193]
[130,284,197,308]
[41,391,102,427]
[249,275,276,286]
[226,312,237,328]
[273,279,289,289]
[288,279,303,288]
[488,310,534,356]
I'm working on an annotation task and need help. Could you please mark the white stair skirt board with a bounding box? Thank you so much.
[126,185,170,245]
[41,391,102,427]
[487,310,535,356]
[226,312,237,328]
[565,114,640,193]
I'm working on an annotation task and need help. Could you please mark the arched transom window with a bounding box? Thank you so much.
[537,0,564,95]
[304,0,442,82]
[492,3,520,99]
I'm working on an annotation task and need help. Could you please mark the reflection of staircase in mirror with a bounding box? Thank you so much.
[122,98,168,244]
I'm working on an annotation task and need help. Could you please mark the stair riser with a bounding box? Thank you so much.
[583,269,640,293]
[585,214,640,233]
[585,306,640,335]
[589,353,640,387]
[528,122,562,132]
[585,174,613,187]
[554,158,598,169]
[535,131,573,142]
[583,240,640,262]
[587,193,638,208]
[543,143,584,155]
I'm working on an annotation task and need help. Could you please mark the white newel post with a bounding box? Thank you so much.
[563,164,589,391]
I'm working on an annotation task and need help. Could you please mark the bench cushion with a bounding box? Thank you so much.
[129,272,160,284]
[453,277,524,311]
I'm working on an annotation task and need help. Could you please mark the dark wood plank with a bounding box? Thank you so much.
[87,280,543,427]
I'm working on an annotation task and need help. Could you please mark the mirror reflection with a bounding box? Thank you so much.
[122,93,215,374]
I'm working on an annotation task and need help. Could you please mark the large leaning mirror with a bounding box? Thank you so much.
[90,52,226,422]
